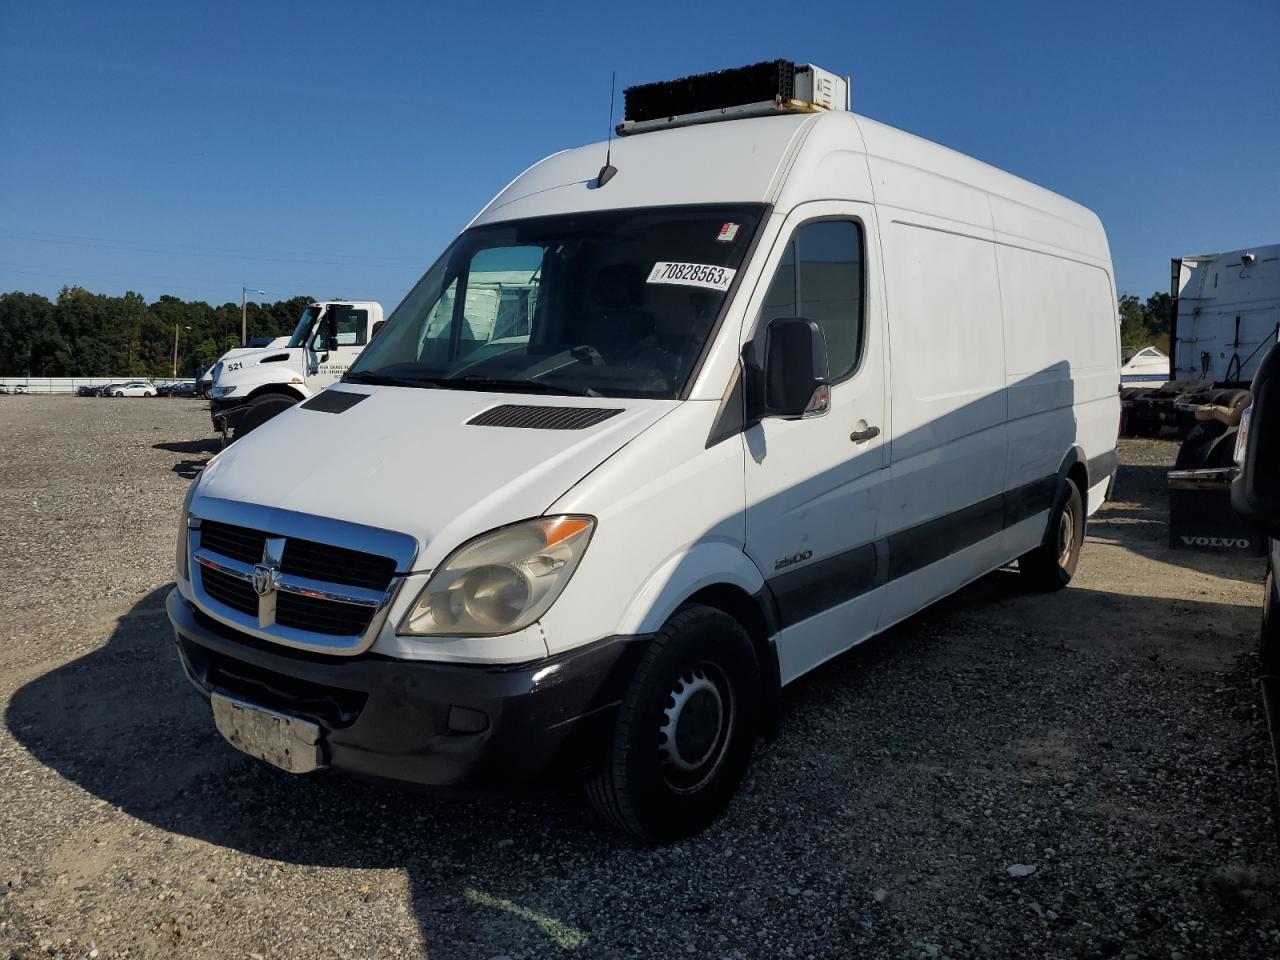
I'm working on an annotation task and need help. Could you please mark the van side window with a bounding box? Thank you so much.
[761,220,864,380]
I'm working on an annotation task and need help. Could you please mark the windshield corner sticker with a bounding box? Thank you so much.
[716,222,740,242]
[647,261,736,292]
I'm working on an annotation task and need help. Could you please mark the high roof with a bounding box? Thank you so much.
[469,111,1108,265]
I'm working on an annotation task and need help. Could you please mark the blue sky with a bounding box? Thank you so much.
[1,0,1277,310]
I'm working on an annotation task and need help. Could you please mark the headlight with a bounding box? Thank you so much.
[399,516,595,637]
[212,384,237,398]
[1234,406,1252,467]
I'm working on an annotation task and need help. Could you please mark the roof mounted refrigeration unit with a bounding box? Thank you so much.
[618,60,850,136]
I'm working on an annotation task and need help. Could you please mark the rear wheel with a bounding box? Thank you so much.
[232,392,299,441]
[585,604,760,842]
[1019,476,1084,591]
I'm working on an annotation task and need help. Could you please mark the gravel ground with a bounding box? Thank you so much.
[1,396,1278,960]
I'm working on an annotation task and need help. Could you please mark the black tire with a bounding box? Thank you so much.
[585,604,760,842]
[1262,566,1280,677]
[232,392,298,441]
[1018,477,1085,591]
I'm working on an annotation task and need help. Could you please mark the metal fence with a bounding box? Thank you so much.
[0,377,196,395]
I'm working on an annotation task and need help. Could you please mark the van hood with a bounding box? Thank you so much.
[197,386,674,570]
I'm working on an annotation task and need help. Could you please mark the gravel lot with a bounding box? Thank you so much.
[2,396,1278,960]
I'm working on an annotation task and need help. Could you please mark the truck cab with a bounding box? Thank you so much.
[209,300,383,439]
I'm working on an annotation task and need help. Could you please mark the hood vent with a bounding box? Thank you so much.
[468,404,623,430]
[302,390,369,414]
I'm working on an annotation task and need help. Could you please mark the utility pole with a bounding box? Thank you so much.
[172,324,190,379]
[241,287,265,347]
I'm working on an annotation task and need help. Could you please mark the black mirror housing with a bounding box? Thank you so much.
[1233,342,1280,538]
[744,316,830,421]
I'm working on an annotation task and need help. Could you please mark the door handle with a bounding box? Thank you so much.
[850,425,881,443]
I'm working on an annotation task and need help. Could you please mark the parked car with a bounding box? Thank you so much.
[104,380,156,398]
[76,385,97,397]
[158,381,197,398]
[167,59,1121,842]
[0,386,9,395]
[13,384,29,394]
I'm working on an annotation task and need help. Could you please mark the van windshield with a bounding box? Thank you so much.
[347,205,765,399]
[287,307,320,349]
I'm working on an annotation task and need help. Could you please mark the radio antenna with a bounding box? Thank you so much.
[596,71,618,188]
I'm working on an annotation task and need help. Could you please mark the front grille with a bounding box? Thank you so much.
[199,521,265,565]
[200,520,396,591]
[276,593,375,636]
[201,564,259,616]
[281,539,396,591]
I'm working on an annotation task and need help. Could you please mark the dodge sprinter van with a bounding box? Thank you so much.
[167,61,1121,841]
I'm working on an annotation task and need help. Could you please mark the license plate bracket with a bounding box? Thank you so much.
[210,693,325,774]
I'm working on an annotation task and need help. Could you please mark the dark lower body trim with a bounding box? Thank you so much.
[765,456,1117,630]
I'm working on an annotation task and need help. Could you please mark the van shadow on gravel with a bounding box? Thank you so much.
[7,558,1279,957]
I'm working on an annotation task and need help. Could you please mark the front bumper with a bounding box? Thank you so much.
[209,395,249,432]
[167,589,648,788]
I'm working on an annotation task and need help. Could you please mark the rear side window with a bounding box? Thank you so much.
[760,220,865,381]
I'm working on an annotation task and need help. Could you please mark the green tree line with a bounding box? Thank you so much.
[1120,291,1173,356]
[2,284,1176,378]
[0,287,313,378]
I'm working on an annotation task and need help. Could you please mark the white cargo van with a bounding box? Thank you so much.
[168,61,1120,841]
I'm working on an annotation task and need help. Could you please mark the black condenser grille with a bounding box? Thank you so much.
[468,404,623,431]
[624,60,796,123]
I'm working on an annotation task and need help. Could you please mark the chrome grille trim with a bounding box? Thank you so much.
[187,496,417,656]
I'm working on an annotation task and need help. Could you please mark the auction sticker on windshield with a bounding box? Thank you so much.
[647,262,736,291]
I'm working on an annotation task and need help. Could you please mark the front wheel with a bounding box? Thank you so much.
[232,392,298,441]
[585,605,760,842]
[1018,477,1085,590]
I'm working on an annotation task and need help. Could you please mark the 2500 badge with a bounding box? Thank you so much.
[774,549,813,571]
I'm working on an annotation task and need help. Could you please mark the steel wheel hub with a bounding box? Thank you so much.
[1057,509,1075,566]
[658,664,732,793]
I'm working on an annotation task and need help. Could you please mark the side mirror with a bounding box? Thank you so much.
[744,316,830,421]
[1232,342,1280,538]
[371,320,385,340]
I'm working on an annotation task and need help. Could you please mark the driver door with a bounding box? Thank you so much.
[308,305,370,390]
[742,202,890,684]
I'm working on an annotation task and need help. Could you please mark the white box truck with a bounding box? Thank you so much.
[208,300,383,439]
[167,60,1120,841]
[1122,244,1279,464]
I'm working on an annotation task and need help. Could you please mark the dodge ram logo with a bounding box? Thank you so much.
[252,562,278,597]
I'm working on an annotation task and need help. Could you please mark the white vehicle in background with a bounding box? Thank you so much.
[105,380,156,398]
[198,336,289,398]
[208,301,383,439]
[169,60,1119,841]
[1120,345,1168,388]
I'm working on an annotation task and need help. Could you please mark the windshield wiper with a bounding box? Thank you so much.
[343,371,440,389]
[452,375,603,397]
